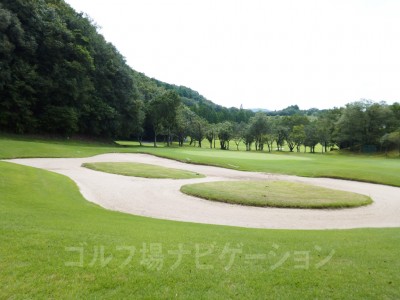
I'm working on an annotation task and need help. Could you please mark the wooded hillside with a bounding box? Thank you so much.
[0,0,253,138]
[1,0,399,152]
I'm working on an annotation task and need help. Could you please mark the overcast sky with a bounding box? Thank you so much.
[65,0,400,110]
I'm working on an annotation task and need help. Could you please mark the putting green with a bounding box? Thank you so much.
[82,162,204,179]
[181,180,372,209]
[180,150,311,160]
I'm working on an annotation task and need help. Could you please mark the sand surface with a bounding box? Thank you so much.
[6,153,400,230]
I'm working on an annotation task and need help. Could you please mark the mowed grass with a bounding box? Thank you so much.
[82,162,204,179]
[181,181,373,208]
[0,135,133,158]
[139,147,400,187]
[1,161,399,298]
[1,135,400,186]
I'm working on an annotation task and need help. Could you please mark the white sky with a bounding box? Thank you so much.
[65,0,400,110]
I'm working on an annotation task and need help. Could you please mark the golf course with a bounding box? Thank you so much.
[1,135,399,298]
[2,1,400,298]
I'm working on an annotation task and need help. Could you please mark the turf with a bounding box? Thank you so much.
[138,147,400,187]
[0,135,129,158]
[1,161,399,298]
[180,181,373,208]
[1,135,400,187]
[82,162,204,179]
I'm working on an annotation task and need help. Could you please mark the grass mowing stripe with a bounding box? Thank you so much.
[180,181,373,208]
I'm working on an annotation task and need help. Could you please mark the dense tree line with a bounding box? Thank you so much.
[0,0,147,137]
[265,105,322,117]
[172,100,400,154]
[1,1,399,153]
[0,0,253,139]
[151,79,255,123]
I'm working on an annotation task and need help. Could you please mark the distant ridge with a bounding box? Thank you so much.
[250,108,271,113]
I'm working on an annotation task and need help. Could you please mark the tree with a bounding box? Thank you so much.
[242,124,254,151]
[175,105,196,147]
[41,106,78,136]
[316,108,341,152]
[218,121,233,150]
[282,115,309,152]
[132,100,146,146]
[304,122,319,153]
[0,4,38,133]
[232,122,246,150]
[0,0,147,139]
[160,91,181,146]
[335,101,368,150]
[365,102,395,146]
[147,95,164,147]
[147,91,180,147]
[190,115,208,148]
[274,121,288,151]
[291,125,306,152]
[381,130,400,156]
[335,100,394,151]
[390,103,400,125]
[249,113,270,151]
[205,124,217,149]
[263,132,275,153]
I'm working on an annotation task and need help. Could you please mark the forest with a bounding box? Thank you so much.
[1,0,399,152]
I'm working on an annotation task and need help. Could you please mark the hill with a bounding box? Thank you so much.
[131,71,254,124]
[0,0,253,139]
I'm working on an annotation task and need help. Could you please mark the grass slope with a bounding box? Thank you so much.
[82,162,204,179]
[1,135,400,186]
[1,161,399,298]
[0,135,129,158]
[181,181,373,208]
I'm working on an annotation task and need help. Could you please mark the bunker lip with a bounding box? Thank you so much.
[5,153,400,230]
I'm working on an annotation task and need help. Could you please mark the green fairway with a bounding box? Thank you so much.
[82,162,204,179]
[0,137,400,186]
[138,147,400,187]
[181,181,372,208]
[1,161,399,298]
[1,135,400,186]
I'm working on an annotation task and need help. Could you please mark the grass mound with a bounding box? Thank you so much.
[180,180,372,208]
[82,162,204,179]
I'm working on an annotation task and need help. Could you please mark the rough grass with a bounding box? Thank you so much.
[0,135,128,158]
[82,162,204,179]
[1,161,399,298]
[180,181,373,208]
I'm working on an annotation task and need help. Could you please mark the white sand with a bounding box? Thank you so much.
[6,153,400,230]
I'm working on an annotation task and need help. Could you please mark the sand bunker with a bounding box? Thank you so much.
[7,153,400,230]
